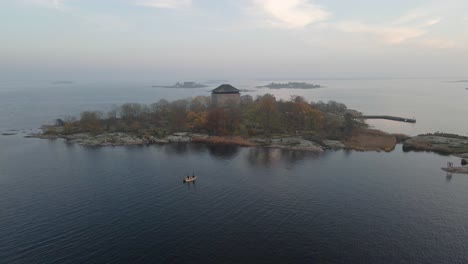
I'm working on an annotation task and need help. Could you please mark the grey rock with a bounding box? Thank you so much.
[165,134,191,143]
[403,135,468,154]
[322,140,346,149]
[270,137,323,152]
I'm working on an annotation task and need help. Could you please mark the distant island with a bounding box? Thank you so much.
[448,80,468,83]
[153,82,208,88]
[257,82,322,89]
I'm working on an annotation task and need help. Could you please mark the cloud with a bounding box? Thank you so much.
[337,12,441,44]
[135,0,192,9]
[419,38,458,49]
[337,22,427,44]
[77,13,131,32]
[21,0,131,32]
[250,0,330,29]
[24,0,63,9]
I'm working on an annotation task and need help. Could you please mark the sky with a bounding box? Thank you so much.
[1,0,468,81]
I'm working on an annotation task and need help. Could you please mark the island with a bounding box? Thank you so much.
[30,93,407,153]
[29,89,468,171]
[256,82,322,89]
[153,82,208,88]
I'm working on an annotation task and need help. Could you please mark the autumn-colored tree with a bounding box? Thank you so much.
[223,106,242,135]
[187,111,207,131]
[206,108,226,135]
[246,94,280,134]
[286,96,324,132]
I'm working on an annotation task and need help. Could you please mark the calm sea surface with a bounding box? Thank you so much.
[1,79,468,263]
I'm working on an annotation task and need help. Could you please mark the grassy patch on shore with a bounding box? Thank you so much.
[344,129,397,152]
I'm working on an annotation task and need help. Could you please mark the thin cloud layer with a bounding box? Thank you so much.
[251,0,330,28]
[135,0,192,9]
[25,0,63,9]
[337,12,442,44]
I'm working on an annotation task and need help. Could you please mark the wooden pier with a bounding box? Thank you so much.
[357,115,416,123]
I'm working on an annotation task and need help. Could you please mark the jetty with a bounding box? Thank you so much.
[358,115,416,123]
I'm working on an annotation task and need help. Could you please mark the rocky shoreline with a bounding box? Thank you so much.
[21,130,468,174]
[28,132,329,152]
[26,128,411,153]
[24,131,468,160]
[403,133,468,156]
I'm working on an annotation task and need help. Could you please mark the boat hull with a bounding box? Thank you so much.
[183,177,197,183]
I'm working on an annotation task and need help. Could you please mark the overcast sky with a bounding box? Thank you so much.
[1,0,467,81]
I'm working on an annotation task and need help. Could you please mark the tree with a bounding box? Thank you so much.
[186,111,207,131]
[240,95,253,106]
[120,103,143,119]
[168,99,188,129]
[206,108,226,135]
[344,113,354,135]
[62,116,77,135]
[151,99,170,115]
[80,111,103,134]
[63,122,74,135]
[257,94,279,134]
[190,96,210,112]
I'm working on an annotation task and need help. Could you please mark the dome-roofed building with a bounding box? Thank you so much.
[211,84,241,108]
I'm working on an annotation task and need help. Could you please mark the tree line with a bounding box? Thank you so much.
[48,95,363,139]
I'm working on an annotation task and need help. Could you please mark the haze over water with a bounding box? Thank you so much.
[1,78,467,136]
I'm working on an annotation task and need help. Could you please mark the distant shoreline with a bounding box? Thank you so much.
[256,82,322,89]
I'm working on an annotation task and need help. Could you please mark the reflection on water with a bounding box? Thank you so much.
[206,145,240,160]
[161,143,241,159]
[446,173,453,182]
[164,142,190,155]
[247,147,320,167]
[161,143,321,168]
[1,137,468,263]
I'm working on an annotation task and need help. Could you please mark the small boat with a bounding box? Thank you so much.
[183,176,197,183]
